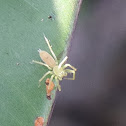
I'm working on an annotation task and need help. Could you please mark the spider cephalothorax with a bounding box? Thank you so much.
[32,35,77,91]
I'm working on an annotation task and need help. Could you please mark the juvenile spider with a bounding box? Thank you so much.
[32,35,77,91]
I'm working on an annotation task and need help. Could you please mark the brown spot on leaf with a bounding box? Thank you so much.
[34,117,44,126]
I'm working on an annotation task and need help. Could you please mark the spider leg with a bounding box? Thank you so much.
[49,75,55,87]
[64,69,75,80]
[32,60,52,70]
[55,76,61,91]
[43,34,58,63]
[58,56,68,68]
[63,64,77,71]
[38,71,52,87]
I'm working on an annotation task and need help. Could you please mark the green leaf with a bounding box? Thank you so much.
[0,0,81,125]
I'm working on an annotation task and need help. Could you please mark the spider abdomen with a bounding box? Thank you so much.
[38,49,56,68]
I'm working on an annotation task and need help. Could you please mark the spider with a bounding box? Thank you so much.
[32,35,77,91]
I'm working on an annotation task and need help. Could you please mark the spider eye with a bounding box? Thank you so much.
[58,71,64,77]
[61,71,65,75]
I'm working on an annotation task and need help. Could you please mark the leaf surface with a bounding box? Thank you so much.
[0,0,81,125]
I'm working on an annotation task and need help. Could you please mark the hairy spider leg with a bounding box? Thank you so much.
[32,60,52,70]
[38,71,53,87]
[55,76,61,91]
[64,69,75,80]
[43,34,58,63]
[58,56,68,69]
[63,64,77,71]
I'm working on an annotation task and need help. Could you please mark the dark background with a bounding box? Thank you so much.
[50,0,126,126]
